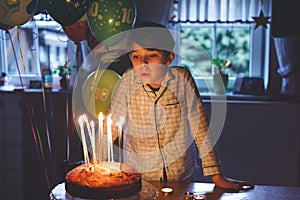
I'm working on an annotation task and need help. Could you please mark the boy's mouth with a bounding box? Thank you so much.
[141,72,150,76]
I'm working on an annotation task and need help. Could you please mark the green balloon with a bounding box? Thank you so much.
[87,0,136,47]
[82,69,120,118]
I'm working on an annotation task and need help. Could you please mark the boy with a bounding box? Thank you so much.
[109,21,253,189]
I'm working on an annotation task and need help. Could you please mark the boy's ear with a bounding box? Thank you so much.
[166,52,175,65]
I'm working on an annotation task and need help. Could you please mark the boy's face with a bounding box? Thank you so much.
[129,43,174,87]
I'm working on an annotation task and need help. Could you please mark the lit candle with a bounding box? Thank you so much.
[79,115,89,164]
[117,117,125,170]
[107,114,113,162]
[90,120,96,162]
[83,115,93,163]
[98,112,104,162]
[162,187,173,196]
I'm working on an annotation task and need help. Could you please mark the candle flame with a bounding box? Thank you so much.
[78,114,89,164]
[107,113,113,162]
[98,112,104,121]
[107,113,112,124]
[78,115,84,125]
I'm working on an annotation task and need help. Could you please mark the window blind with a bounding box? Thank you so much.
[171,0,272,23]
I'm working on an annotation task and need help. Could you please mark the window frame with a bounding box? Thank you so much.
[1,15,271,92]
[173,22,270,93]
[0,31,7,74]
[0,19,69,86]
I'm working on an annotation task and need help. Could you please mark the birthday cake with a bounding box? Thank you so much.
[65,162,142,199]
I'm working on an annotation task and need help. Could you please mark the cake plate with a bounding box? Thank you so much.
[50,181,159,200]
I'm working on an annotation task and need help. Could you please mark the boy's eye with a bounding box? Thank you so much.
[131,55,140,59]
[149,54,158,58]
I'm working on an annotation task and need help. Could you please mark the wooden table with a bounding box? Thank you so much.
[150,181,300,200]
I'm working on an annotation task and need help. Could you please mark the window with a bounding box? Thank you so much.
[169,0,272,93]
[180,24,251,76]
[0,14,70,86]
[1,0,272,93]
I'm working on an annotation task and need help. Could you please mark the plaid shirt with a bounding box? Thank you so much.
[110,66,221,182]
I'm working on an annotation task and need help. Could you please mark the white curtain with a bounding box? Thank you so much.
[171,0,272,23]
[273,37,300,95]
[272,0,300,96]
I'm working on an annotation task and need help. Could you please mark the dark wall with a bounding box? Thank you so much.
[204,100,300,186]
[271,0,300,37]
[23,91,83,200]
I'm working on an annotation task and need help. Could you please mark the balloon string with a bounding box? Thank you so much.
[29,20,38,51]
[39,58,56,182]
[29,30,38,51]
[57,27,69,43]
[75,44,80,70]
[43,168,51,193]
[30,107,45,159]
[49,92,58,182]
[30,104,52,189]
[29,99,52,192]
[41,86,52,154]
[7,29,51,189]
[66,95,70,162]
[71,88,80,162]
[8,29,25,88]
[16,26,26,72]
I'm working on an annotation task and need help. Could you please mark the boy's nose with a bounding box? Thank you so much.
[142,57,149,65]
[143,57,149,64]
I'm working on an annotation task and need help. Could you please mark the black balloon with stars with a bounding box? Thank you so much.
[47,0,90,27]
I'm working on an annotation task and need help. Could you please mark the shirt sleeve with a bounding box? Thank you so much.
[183,68,222,176]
